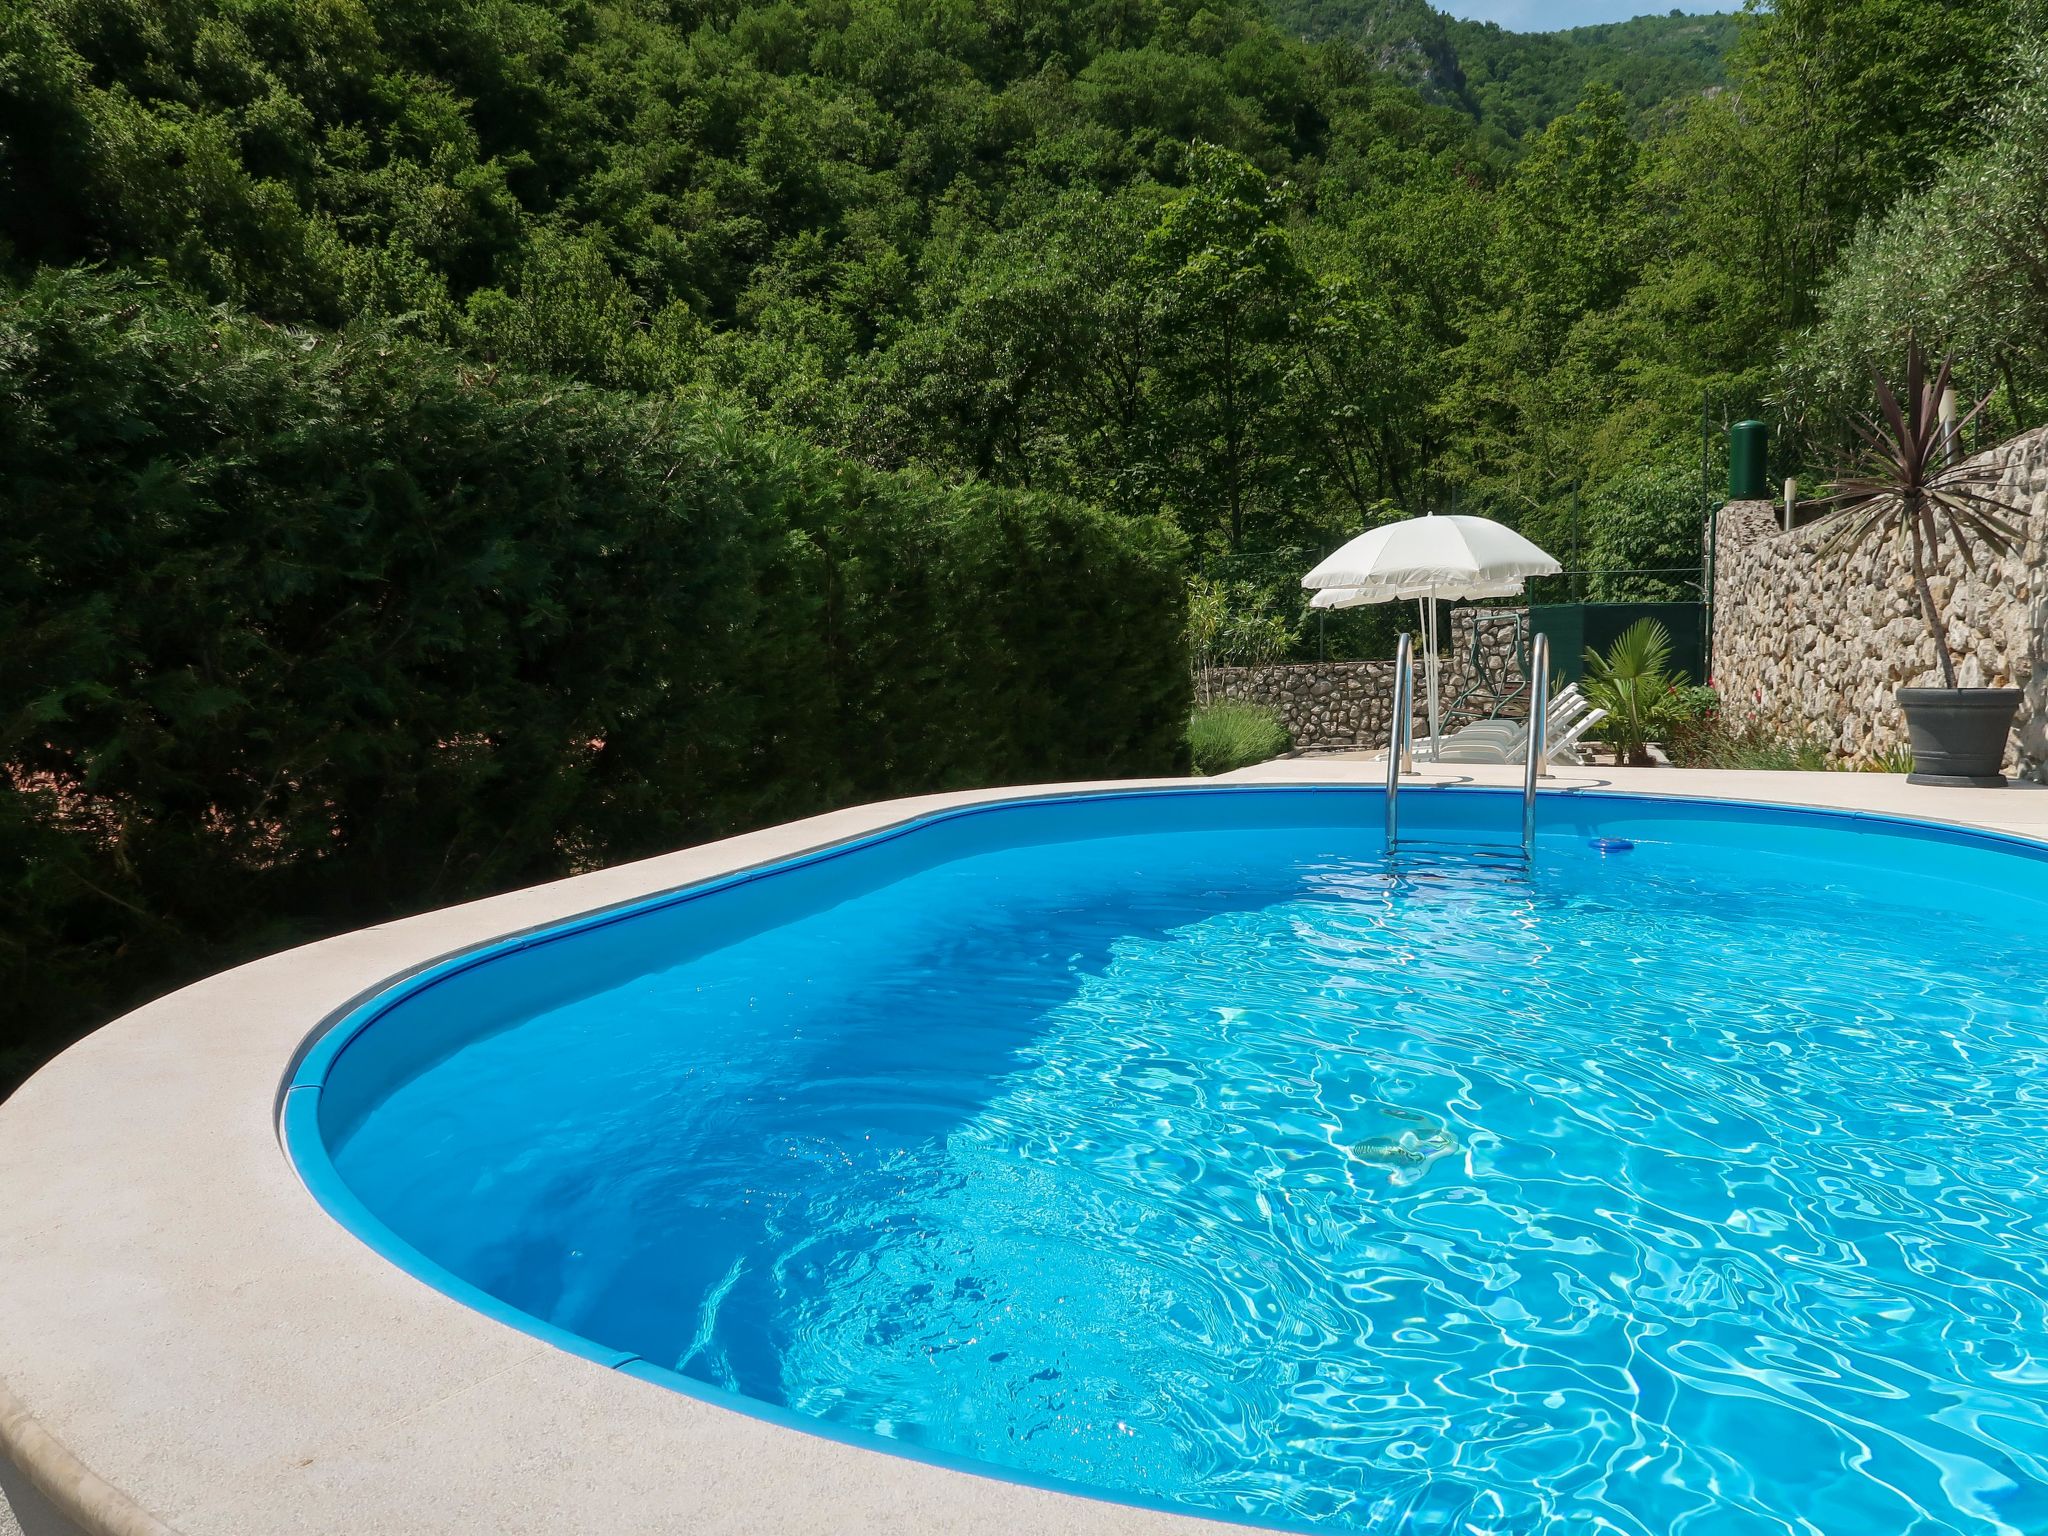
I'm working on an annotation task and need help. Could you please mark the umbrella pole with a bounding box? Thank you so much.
[1413,599,1425,758]
[1424,598,1443,761]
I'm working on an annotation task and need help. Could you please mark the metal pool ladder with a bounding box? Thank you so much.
[1386,631,1550,859]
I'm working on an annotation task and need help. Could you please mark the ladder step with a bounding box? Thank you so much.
[1385,839,1530,864]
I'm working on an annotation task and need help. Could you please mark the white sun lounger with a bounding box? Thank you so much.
[1431,703,1607,766]
[1410,686,1589,757]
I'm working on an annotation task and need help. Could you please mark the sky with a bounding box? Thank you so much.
[1436,0,1733,26]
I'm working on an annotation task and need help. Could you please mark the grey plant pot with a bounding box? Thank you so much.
[1896,686,2023,787]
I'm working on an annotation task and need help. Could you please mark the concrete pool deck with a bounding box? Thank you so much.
[1225,754,2048,840]
[4,764,2045,1536]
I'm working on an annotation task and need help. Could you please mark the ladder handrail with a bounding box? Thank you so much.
[1522,632,1550,853]
[1391,628,1545,860]
[1386,632,1413,850]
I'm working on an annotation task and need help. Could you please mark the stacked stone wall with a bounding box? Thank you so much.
[1205,609,1527,749]
[1709,426,2047,779]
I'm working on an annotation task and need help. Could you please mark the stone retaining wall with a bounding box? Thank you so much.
[1206,609,1527,749]
[1205,658,1399,747]
[1709,425,2048,780]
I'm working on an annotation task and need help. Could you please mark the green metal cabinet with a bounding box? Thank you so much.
[1728,420,1768,500]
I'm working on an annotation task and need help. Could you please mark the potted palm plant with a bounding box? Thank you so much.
[1813,347,2024,786]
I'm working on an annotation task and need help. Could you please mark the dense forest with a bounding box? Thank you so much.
[5,0,2039,570]
[4,0,2047,1086]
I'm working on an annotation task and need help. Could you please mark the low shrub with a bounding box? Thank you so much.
[1664,696,1834,771]
[1188,702,1292,776]
[1661,684,1721,727]
[1858,744,1917,774]
[0,270,1191,1095]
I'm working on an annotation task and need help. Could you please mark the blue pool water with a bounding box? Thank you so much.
[291,789,2048,1534]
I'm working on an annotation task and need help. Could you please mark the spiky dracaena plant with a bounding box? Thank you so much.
[1814,346,2024,689]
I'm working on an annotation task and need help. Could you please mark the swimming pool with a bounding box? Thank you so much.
[285,787,2048,1535]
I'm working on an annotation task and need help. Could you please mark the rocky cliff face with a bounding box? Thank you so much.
[1709,426,2048,780]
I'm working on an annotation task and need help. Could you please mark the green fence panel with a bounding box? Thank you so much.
[1529,602,1706,686]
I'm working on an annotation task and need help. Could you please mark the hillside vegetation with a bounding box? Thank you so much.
[1264,0,1741,143]
[5,0,2030,543]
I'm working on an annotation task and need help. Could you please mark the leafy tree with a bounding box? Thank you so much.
[1579,457,1706,601]
[1187,575,1299,697]
[1782,39,2048,444]
[1436,86,1642,504]
[1283,271,1419,515]
[1651,0,2024,346]
[1500,85,1641,334]
[1139,144,1312,553]
[850,186,1167,500]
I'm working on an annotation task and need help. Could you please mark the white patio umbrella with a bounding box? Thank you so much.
[1302,514,1561,759]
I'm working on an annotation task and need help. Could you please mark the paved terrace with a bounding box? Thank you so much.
[4,765,2044,1536]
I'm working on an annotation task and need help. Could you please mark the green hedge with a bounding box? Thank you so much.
[0,271,1189,1093]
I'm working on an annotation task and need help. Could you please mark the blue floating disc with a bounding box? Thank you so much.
[1590,837,1636,854]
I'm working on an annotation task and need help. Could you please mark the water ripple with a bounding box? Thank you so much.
[339,829,2048,1535]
